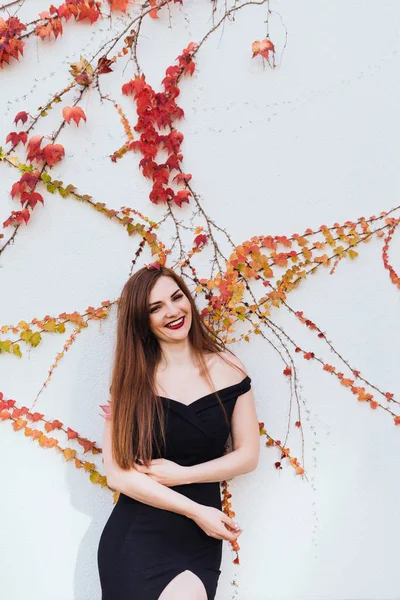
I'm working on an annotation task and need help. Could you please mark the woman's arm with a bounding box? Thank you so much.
[101,418,242,543]
[102,418,199,519]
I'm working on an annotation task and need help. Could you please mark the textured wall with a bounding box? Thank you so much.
[1,1,400,599]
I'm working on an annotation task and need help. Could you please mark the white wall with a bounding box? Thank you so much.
[1,1,400,599]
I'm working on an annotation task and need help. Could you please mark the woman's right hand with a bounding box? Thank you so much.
[191,505,243,541]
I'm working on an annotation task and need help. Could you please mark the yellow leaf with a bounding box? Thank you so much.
[90,471,101,484]
[12,344,22,357]
[21,330,33,342]
[43,320,57,332]
[39,434,48,447]
[30,332,42,347]
[84,462,95,472]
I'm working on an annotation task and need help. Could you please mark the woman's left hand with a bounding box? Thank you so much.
[134,458,188,487]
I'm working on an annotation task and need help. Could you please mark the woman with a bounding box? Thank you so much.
[97,265,260,600]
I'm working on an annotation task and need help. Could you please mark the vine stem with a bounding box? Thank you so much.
[0,0,23,11]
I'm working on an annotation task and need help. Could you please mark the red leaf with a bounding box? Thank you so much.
[78,438,96,453]
[145,261,162,271]
[67,427,79,440]
[20,191,44,208]
[42,143,65,166]
[162,131,184,154]
[14,111,29,125]
[6,131,28,146]
[174,189,191,207]
[152,166,170,186]
[97,55,114,74]
[172,172,192,184]
[166,153,183,170]
[3,208,31,227]
[194,234,207,248]
[122,74,147,97]
[139,159,157,179]
[26,135,44,162]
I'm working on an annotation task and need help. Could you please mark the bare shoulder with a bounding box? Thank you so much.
[213,350,248,385]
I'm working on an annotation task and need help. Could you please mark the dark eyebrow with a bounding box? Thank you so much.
[149,288,182,306]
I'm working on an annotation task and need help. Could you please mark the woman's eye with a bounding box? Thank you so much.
[150,294,183,314]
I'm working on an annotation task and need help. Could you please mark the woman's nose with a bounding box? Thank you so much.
[164,303,179,317]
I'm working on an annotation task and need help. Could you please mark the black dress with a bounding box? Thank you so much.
[97,375,251,600]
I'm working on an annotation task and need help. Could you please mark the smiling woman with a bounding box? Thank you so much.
[149,281,192,340]
[97,265,260,600]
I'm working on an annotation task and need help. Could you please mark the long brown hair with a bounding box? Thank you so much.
[109,265,246,470]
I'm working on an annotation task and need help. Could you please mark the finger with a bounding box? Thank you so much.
[220,528,237,542]
[221,513,237,530]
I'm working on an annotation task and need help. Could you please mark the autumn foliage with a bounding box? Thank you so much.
[1,0,399,576]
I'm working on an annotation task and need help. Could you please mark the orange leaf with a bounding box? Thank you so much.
[12,418,27,431]
[107,0,130,11]
[62,106,87,126]
[252,38,275,60]
[64,448,77,461]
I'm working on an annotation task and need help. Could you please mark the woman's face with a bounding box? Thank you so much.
[148,276,192,343]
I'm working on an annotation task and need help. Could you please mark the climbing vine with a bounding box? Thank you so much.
[1,0,399,583]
